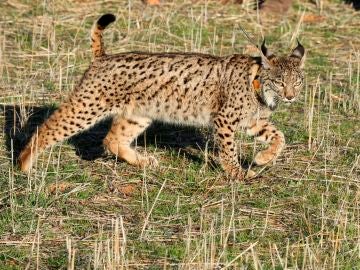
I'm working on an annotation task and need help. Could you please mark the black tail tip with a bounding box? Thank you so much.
[97,14,116,28]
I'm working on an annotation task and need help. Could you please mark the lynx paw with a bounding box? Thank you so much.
[225,167,245,181]
[229,169,256,181]
[254,150,276,166]
[137,155,159,168]
[19,147,33,173]
[245,169,256,179]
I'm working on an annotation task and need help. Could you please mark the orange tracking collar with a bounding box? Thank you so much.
[250,63,261,94]
[252,79,261,91]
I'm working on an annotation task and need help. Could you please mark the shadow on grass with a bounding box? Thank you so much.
[1,104,210,166]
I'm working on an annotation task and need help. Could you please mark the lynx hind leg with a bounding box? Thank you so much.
[19,100,109,172]
[103,115,158,167]
[247,119,285,166]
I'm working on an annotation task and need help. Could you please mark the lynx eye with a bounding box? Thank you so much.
[274,80,285,88]
[294,80,302,87]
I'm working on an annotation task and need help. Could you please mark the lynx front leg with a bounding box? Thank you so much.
[247,119,285,165]
[213,116,254,180]
[103,115,157,167]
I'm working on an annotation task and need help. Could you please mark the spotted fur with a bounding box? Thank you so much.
[19,14,305,180]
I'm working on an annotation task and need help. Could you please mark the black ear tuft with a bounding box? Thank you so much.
[97,14,116,29]
[261,39,267,56]
[260,39,274,58]
[259,39,273,69]
[291,39,305,59]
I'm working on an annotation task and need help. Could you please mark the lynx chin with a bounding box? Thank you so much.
[19,13,305,180]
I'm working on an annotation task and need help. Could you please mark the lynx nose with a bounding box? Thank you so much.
[284,88,295,101]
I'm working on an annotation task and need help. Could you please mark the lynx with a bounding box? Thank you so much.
[19,14,305,180]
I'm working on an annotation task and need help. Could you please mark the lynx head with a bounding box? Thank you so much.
[259,40,305,110]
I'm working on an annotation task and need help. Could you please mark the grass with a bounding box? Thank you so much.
[0,0,359,269]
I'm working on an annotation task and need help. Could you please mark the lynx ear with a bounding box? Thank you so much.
[261,39,274,58]
[291,39,306,68]
[259,39,273,69]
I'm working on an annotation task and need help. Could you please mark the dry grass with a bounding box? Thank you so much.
[0,0,359,269]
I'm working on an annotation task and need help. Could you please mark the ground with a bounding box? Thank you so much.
[0,0,359,269]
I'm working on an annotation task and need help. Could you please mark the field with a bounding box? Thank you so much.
[0,0,359,269]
